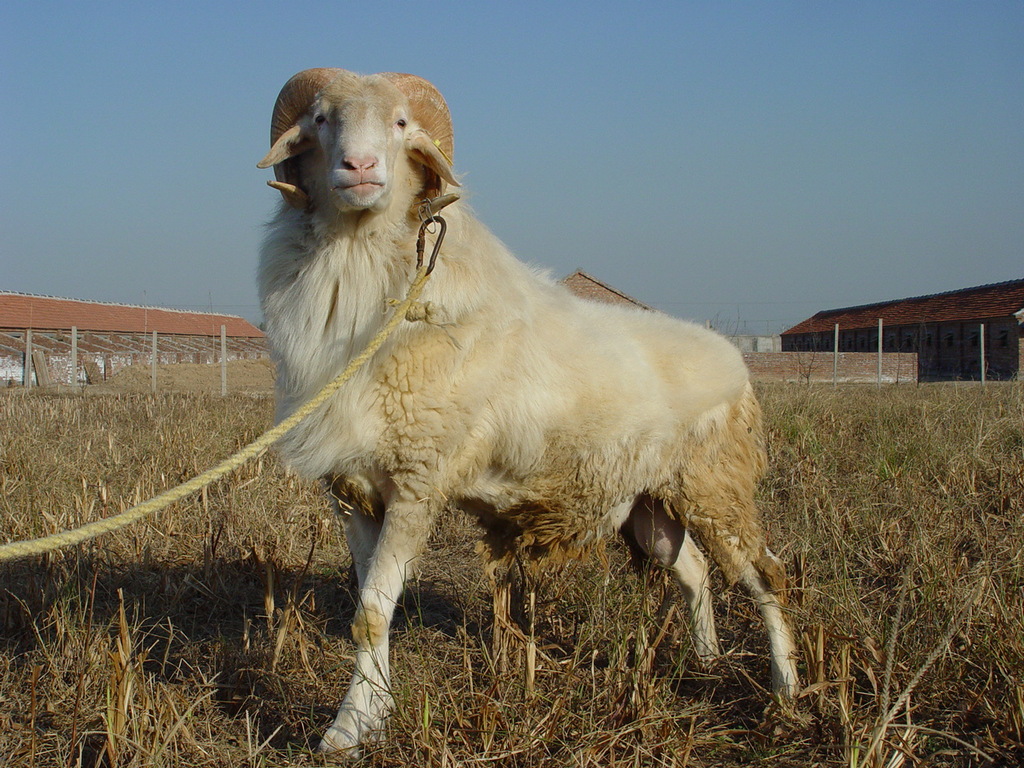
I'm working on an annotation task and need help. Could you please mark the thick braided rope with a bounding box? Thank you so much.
[0,265,432,563]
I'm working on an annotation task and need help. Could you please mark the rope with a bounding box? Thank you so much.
[0,265,434,563]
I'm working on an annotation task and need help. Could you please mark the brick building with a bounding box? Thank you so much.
[561,270,654,310]
[781,279,1024,381]
[1,291,265,386]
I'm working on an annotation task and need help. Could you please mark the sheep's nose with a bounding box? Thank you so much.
[342,155,378,172]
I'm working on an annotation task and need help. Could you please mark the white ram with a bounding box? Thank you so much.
[257,68,799,755]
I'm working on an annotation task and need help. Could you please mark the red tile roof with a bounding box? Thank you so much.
[0,292,263,337]
[782,278,1024,336]
[561,270,653,310]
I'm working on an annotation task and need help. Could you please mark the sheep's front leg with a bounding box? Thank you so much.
[324,475,385,589]
[344,511,383,589]
[319,498,432,756]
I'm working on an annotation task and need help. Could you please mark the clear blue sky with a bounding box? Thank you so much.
[2,1,1021,333]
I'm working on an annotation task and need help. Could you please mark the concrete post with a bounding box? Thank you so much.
[833,323,839,386]
[151,331,158,394]
[980,323,986,385]
[221,325,227,396]
[24,329,33,388]
[877,318,883,387]
[71,326,78,388]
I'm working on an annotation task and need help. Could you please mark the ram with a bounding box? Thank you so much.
[257,68,799,755]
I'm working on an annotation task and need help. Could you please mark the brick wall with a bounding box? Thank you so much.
[1,329,268,386]
[784,319,1021,380]
[744,351,918,384]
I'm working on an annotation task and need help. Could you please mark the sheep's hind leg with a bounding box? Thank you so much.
[318,498,432,756]
[736,549,800,698]
[624,497,720,661]
[680,509,799,697]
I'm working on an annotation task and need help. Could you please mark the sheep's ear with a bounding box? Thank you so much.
[407,129,459,189]
[257,124,313,169]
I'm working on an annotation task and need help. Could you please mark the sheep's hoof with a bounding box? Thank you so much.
[318,706,388,757]
[772,671,801,701]
[317,726,362,758]
[692,641,722,666]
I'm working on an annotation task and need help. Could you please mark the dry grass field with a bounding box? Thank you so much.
[1,382,1021,767]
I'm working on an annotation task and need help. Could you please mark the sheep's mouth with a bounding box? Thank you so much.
[335,182,385,197]
[333,182,387,208]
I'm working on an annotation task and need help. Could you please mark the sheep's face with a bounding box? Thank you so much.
[259,72,457,216]
[313,78,409,212]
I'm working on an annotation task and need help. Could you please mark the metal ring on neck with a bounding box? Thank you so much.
[416,215,447,275]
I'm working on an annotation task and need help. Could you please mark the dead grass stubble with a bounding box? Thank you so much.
[0,383,1021,767]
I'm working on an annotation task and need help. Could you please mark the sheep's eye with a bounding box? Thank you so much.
[396,118,407,128]
[314,114,326,125]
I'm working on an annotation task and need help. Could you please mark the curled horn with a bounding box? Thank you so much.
[260,69,455,209]
[261,68,350,209]
[380,72,454,166]
[382,72,456,200]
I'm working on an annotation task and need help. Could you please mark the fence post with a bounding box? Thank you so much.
[980,323,986,385]
[32,350,51,387]
[877,318,883,388]
[220,325,227,396]
[151,330,158,394]
[71,325,78,388]
[24,329,33,388]
[833,323,839,386]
